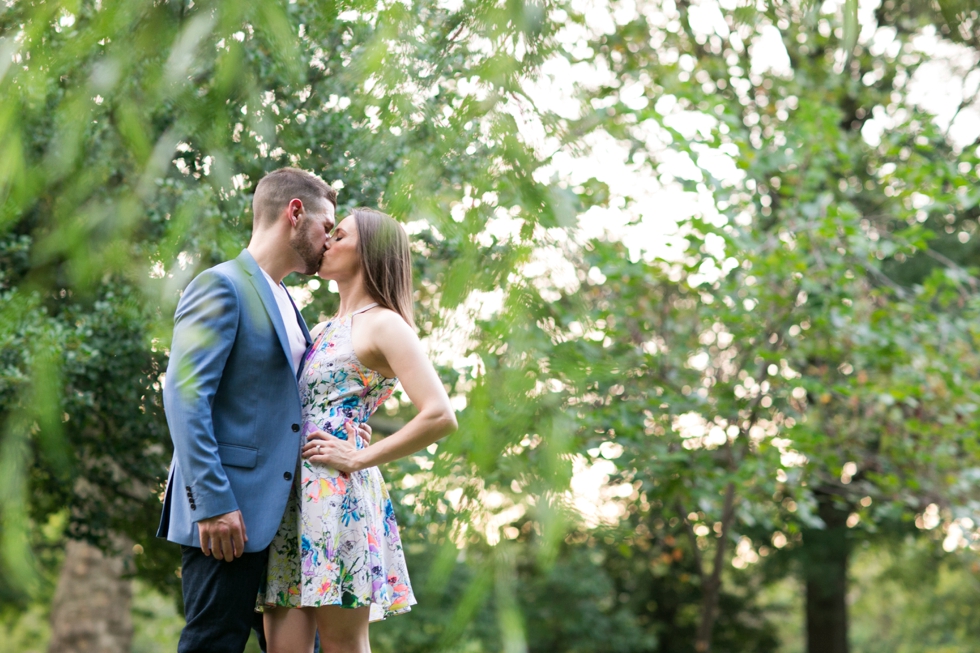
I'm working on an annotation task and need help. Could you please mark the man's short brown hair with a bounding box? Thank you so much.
[252,167,337,227]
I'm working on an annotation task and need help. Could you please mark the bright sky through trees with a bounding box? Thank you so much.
[507,0,980,267]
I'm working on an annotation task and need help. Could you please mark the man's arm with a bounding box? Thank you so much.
[163,269,245,559]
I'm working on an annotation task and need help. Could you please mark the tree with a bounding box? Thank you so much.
[550,0,980,649]
[4,0,979,650]
[47,538,134,653]
[0,0,592,642]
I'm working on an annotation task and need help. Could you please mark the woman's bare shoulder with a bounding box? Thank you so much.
[364,307,416,339]
[309,321,329,340]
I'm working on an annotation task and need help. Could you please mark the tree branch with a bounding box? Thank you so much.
[676,499,706,580]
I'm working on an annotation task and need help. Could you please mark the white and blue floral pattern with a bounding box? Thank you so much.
[259,307,415,621]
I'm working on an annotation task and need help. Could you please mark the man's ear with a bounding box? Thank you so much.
[287,198,304,227]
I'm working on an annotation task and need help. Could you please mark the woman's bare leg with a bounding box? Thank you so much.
[313,605,371,653]
[264,606,317,653]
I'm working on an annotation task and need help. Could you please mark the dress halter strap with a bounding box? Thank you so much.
[350,302,379,316]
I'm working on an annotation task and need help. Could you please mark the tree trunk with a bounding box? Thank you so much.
[803,491,849,653]
[693,482,737,653]
[48,538,134,653]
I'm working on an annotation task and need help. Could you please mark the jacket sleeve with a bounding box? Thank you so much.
[163,269,240,522]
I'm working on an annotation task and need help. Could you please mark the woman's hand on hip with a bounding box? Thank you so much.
[303,422,368,472]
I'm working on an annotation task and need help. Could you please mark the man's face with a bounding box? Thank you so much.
[291,200,335,275]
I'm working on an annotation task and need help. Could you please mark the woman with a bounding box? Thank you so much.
[259,208,458,653]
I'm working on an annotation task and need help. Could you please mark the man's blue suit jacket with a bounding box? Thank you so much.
[157,249,312,552]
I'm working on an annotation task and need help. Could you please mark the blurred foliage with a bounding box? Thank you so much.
[369,521,779,653]
[554,0,980,646]
[848,536,980,652]
[3,0,980,650]
[1,0,575,595]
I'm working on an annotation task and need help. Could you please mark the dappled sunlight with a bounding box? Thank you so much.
[5,0,980,651]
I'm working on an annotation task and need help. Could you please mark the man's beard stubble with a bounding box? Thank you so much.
[290,216,324,275]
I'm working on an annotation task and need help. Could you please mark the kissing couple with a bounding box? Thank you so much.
[157,167,458,653]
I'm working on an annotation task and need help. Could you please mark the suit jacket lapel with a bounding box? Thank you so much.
[236,250,295,372]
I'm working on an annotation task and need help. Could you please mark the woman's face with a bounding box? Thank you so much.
[318,215,359,280]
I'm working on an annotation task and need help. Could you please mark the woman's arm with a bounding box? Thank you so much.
[304,312,457,472]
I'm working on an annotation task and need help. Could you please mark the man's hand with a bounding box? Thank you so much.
[198,510,247,561]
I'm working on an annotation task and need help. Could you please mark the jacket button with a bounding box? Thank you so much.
[291,424,300,432]
[190,504,196,510]
[283,472,293,481]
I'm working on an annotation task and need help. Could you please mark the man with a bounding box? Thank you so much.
[157,167,365,652]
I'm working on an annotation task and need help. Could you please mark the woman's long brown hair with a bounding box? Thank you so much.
[352,207,415,328]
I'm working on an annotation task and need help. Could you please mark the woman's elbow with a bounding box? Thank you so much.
[421,405,457,438]
[438,410,458,436]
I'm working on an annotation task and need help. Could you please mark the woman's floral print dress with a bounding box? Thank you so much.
[259,304,416,621]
